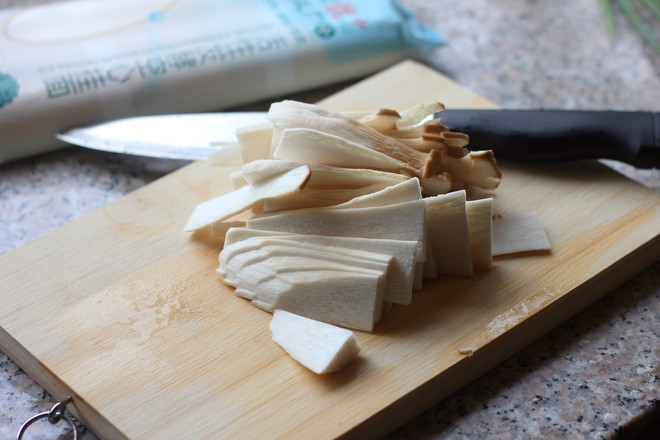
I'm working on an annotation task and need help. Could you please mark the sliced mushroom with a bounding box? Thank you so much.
[223,228,417,305]
[220,237,392,284]
[331,178,422,209]
[250,268,386,331]
[270,310,361,374]
[263,183,394,212]
[245,200,427,263]
[273,127,411,173]
[434,147,502,191]
[184,164,310,231]
[424,190,473,277]
[241,159,408,188]
[235,122,274,164]
[466,198,494,269]
[492,211,551,256]
[267,100,453,194]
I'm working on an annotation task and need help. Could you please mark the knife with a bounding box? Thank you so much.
[438,109,658,169]
[56,109,659,168]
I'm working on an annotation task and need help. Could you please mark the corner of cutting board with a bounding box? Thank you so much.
[0,326,128,440]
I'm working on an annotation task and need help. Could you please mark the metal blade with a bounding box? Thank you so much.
[56,112,268,161]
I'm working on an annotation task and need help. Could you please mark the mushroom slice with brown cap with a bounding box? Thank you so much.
[437,131,470,148]
[342,101,501,191]
[396,102,446,128]
[273,128,411,172]
[267,100,452,195]
[434,147,502,191]
[360,108,402,131]
[355,103,447,139]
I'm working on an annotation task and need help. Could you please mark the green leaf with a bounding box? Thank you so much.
[600,0,618,32]
[642,0,660,21]
[618,0,660,55]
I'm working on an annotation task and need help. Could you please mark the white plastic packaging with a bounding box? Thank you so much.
[0,0,443,163]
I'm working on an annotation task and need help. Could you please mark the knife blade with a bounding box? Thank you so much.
[56,109,659,168]
[56,112,268,161]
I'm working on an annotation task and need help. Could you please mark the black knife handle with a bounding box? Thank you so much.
[437,109,659,169]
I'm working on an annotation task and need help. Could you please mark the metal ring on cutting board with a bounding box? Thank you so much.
[16,395,78,440]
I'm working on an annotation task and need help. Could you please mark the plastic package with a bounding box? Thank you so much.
[0,0,443,163]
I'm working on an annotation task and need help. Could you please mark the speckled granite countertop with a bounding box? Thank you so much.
[1,1,659,439]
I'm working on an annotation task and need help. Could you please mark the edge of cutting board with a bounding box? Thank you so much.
[342,223,660,438]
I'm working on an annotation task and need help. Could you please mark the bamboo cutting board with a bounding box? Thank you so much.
[1,60,659,439]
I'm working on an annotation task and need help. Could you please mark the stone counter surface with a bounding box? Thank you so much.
[1,1,659,439]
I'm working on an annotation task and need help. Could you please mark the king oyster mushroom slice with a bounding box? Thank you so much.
[223,240,392,276]
[435,130,470,148]
[250,268,386,332]
[297,100,500,191]
[220,238,395,309]
[233,253,388,323]
[240,159,308,184]
[355,102,446,132]
[262,177,421,215]
[394,130,469,152]
[424,190,473,277]
[359,108,402,131]
[437,148,502,191]
[358,110,468,151]
[423,234,438,280]
[273,127,411,173]
[245,199,426,263]
[184,164,311,231]
[330,177,421,209]
[229,170,248,189]
[267,100,454,195]
[263,183,394,212]
[241,159,408,187]
[222,228,417,305]
[305,166,408,188]
[491,211,552,256]
[396,102,447,128]
[270,309,361,374]
[466,198,494,269]
[220,237,391,282]
[234,122,274,164]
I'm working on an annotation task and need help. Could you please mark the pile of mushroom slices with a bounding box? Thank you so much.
[184,100,539,374]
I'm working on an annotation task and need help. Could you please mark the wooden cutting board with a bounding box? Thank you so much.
[1,60,659,439]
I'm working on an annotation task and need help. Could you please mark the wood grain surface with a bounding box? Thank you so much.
[1,60,659,439]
